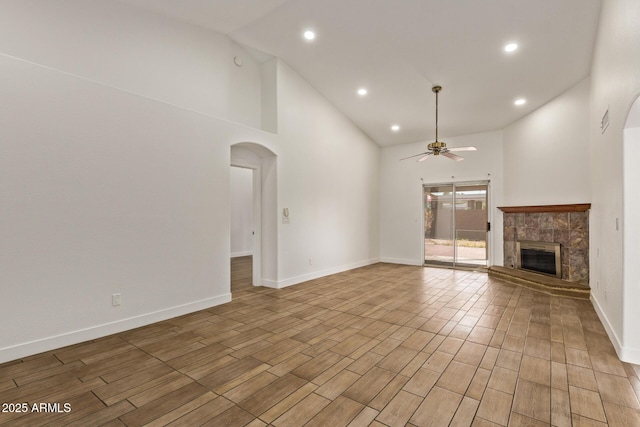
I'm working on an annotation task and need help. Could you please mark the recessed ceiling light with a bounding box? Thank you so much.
[514,98,526,106]
[357,88,368,96]
[391,125,400,132]
[504,43,518,53]
[303,30,316,41]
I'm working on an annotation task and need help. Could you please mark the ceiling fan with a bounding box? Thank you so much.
[401,85,477,162]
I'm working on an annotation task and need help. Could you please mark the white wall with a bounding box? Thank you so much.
[380,131,504,266]
[589,0,640,364]
[0,52,276,363]
[275,62,380,286]
[0,0,263,129]
[261,58,279,133]
[503,79,591,206]
[0,1,277,362]
[0,1,381,362]
[230,167,254,257]
[623,124,640,360]
[0,0,277,363]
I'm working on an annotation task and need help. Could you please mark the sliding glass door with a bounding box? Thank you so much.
[424,182,489,268]
[424,185,455,264]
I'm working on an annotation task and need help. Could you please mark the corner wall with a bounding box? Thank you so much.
[275,61,381,286]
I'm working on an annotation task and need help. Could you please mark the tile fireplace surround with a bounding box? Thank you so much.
[499,204,590,284]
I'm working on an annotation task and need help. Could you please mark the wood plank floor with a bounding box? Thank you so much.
[2,263,640,426]
[231,256,253,292]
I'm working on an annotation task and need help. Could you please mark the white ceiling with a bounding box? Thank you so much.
[117,0,601,146]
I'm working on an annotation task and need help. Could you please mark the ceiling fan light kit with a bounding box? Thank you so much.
[402,85,477,162]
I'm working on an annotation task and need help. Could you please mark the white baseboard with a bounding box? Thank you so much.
[231,251,253,258]
[619,344,640,365]
[379,257,423,266]
[591,294,640,364]
[273,258,380,289]
[591,293,623,355]
[0,294,231,364]
[261,279,279,289]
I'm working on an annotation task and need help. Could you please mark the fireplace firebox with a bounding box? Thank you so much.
[516,240,561,278]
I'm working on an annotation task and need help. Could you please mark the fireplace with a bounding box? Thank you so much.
[516,240,561,278]
[498,204,590,284]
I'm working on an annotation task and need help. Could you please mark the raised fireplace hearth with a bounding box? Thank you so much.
[487,265,590,299]
[498,204,590,284]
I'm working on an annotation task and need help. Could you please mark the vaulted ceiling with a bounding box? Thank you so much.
[117,0,601,146]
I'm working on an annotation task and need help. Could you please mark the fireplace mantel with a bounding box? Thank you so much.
[497,203,591,214]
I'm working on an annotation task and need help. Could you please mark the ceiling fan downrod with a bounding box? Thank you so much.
[399,83,476,162]
[433,85,441,143]
[428,85,444,155]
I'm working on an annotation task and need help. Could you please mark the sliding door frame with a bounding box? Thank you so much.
[422,180,491,269]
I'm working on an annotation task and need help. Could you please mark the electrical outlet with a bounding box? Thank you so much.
[309,258,313,265]
[112,293,122,306]
[604,291,607,302]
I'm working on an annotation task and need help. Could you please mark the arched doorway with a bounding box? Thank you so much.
[230,142,277,290]
[623,95,640,358]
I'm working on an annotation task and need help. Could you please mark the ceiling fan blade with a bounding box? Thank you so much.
[417,152,433,162]
[400,152,429,160]
[442,152,464,161]
[447,146,477,152]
